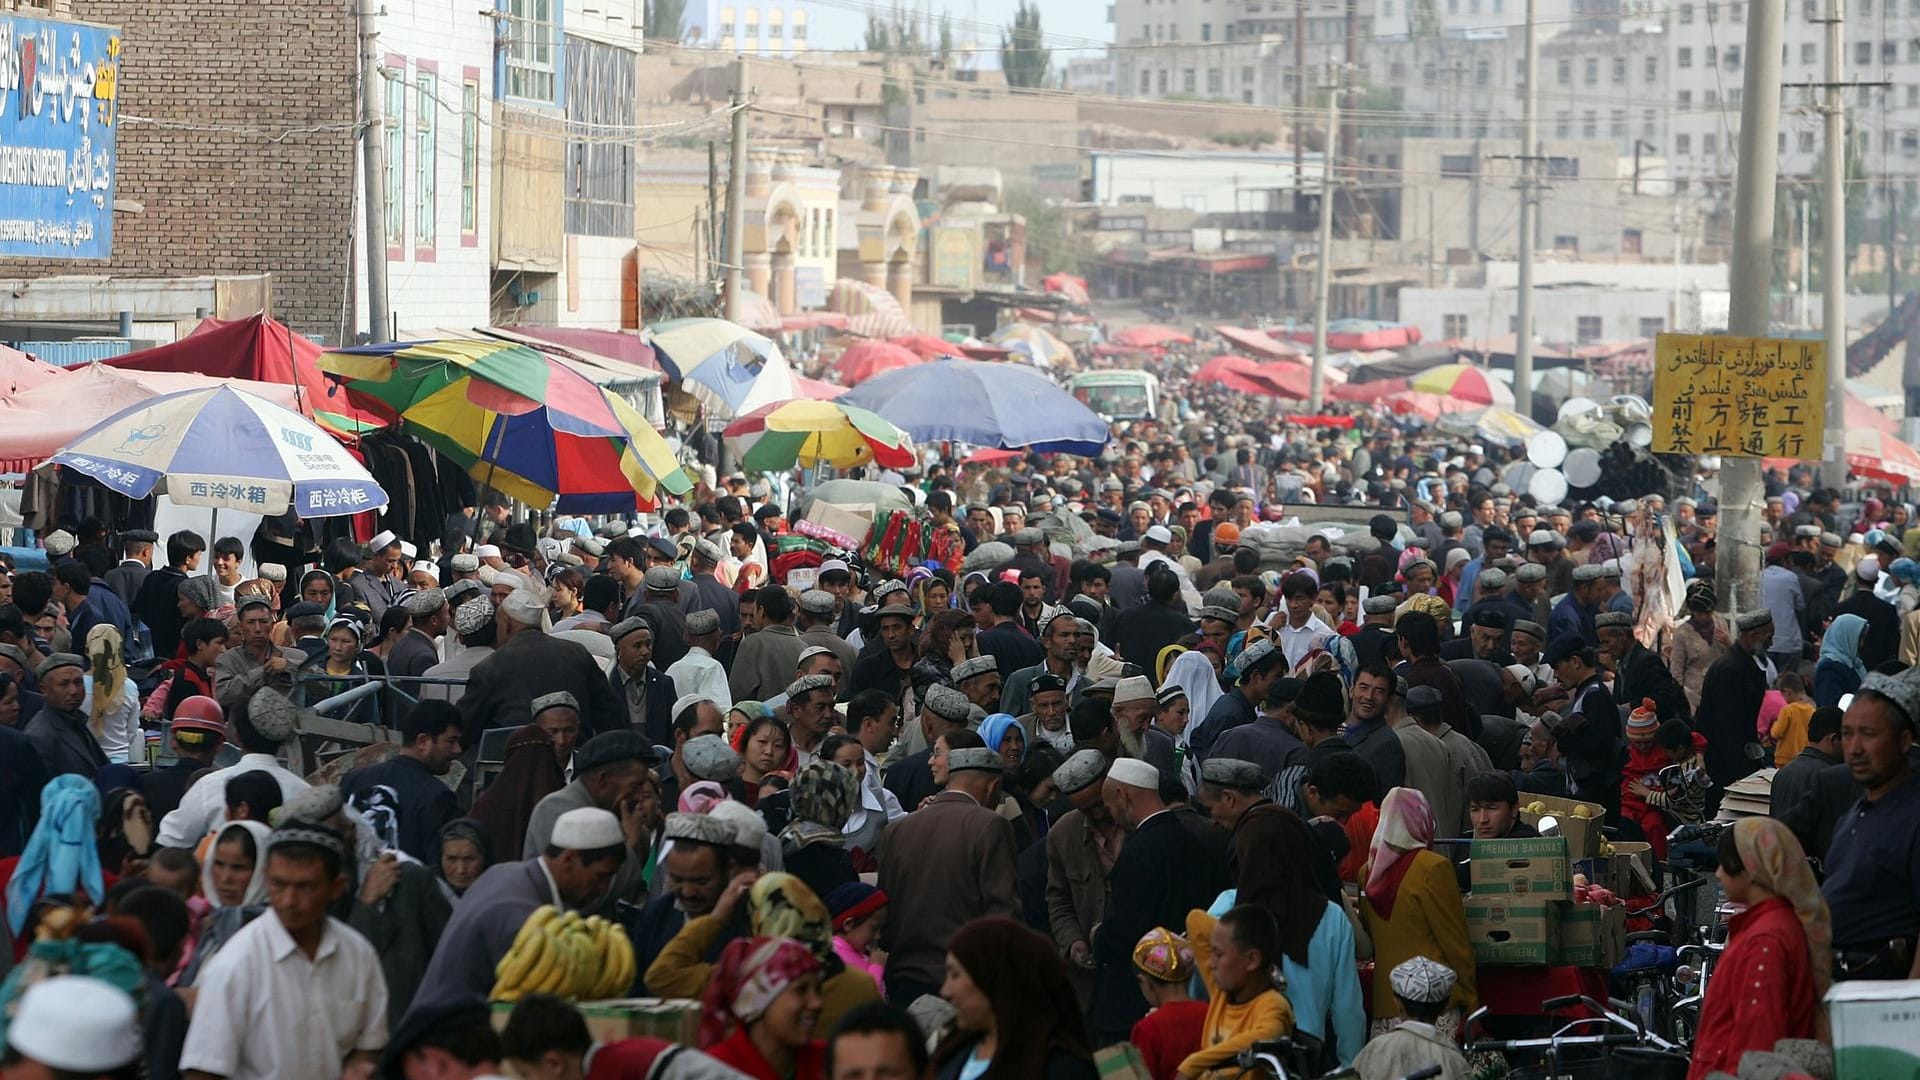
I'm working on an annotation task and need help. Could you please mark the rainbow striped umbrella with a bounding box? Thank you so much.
[319,338,691,512]
[722,399,915,471]
[1409,363,1514,406]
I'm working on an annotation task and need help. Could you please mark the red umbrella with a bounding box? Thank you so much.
[889,334,965,361]
[1112,324,1194,348]
[1193,355,1308,399]
[963,446,1025,465]
[836,341,923,386]
[1214,325,1305,360]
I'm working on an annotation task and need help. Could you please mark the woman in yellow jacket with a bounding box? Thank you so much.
[1359,787,1477,1041]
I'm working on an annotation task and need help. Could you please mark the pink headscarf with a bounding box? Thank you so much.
[1364,787,1436,919]
[698,935,821,1045]
[678,781,729,815]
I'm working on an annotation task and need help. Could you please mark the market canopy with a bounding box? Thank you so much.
[107,313,382,436]
[1215,325,1306,361]
[47,385,386,516]
[839,358,1111,455]
[1111,324,1192,349]
[0,365,301,474]
[644,318,795,417]
[835,341,923,386]
[1283,319,1422,352]
[829,279,914,338]
[492,325,661,374]
[1193,355,1308,400]
[0,345,66,398]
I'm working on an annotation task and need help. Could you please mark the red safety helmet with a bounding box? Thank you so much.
[170,696,226,737]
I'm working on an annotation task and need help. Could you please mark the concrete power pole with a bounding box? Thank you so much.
[358,1,391,343]
[1719,0,1786,614]
[1512,0,1539,417]
[722,56,750,323]
[1309,83,1340,412]
[1820,0,1849,486]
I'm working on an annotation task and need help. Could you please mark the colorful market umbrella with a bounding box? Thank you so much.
[992,323,1075,368]
[319,338,690,511]
[838,358,1110,455]
[723,399,915,471]
[829,279,914,338]
[1041,273,1091,306]
[1437,405,1544,445]
[644,318,795,417]
[47,385,386,516]
[890,334,965,361]
[1382,389,1488,420]
[835,341,924,386]
[1408,363,1515,407]
[791,375,848,401]
[1111,324,1193,349]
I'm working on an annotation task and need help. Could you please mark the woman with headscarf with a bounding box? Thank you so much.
[932,916,1098,1080]
[1192,802,1367,1067]
[301,616,379,725]
[94,779,153,878]
[698,935,828,1080]
[468,725,566,860]
[1358,787,1476,1037]
[1814,612,1869,708]
[1668,580,1731,715]
[648,871,881,1035]
[977,713,1049,849]
[1163,648,1224,734]
[780,761,858,902]
[818,736,890,860]
[82,625,139,763]
[1688,818,1828,1079]
[199,820,271,909]
[1,775,106,960]
[432,818,492,905]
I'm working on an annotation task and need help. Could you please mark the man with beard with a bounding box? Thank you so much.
[1112,675,1178,779]
[1090,757,1229,1045]
[1001,610,1082,719]
[1044,749,1121,1013]
[1695,610,1777,794]
[1021,672,1075,756]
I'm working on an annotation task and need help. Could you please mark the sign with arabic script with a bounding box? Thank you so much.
[1652,333,1826,458]
[0,14,121,259]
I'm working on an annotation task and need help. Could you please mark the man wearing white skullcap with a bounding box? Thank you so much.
[455,575,623,740]
[1351,956,1472,1080]
[411,805,628,1012]
[7,975,144,1076]
[1092,754,1229,1044]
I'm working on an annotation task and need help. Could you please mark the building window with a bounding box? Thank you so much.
[1157,68,1168,92]
[1704,45,1716,64]
[1643,108,1656,135]
[384,64,404,248]
[1640,316,1665,336]
[1623,228,1642,253]
[1516,57,1526,84]
[792,11,807,41]
[1678,90,1691,107]
[1703,132,1717,153]
[1612,56,1627,82]
[414,69,436,250]
[1677,132,1692,153]
[1476,58,1490,85]
[1679,1,1693,18]
[1182,68,1195,92]
[1909,84,1919,105]
[1582,109,1597,136]
[461,81,479,236]
[1556,111,1571,137]
[1798,130,1814,151]
[1645,54,1657,80]
[1576,315,1603,342]
[1585,57,1598,83]
[1207,68,1223,94]
[564,37,636,238]
[1546,156,1579,177]
[1443,314,1470,338]
[505,0,558,103]
[1905,129,1919,156]
[1610,108,1625,136]
[1141,69,1152,93]
[1884,40,1898,62]
[1726,44,1740,66]
[1803,43,1816,63]
[1440,153,1475,177]
[1557,58,1571,83]
[1856,41,1872,65]
[1910,39,1920,62]
[1201,21,1211,38]
[1677,47,1691,67]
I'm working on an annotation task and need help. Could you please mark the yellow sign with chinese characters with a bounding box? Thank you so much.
[1651,333,1826,458]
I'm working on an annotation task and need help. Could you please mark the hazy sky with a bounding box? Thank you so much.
[806,0,1116,54]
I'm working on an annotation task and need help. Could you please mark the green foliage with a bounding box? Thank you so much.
[1211,129,1278,149]
[644,0,687,41]
[1005,188,1091,276]
[1001,1,1051,88]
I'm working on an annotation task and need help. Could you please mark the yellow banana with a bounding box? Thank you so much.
[494,930,543,995]
[571,931,598,998]
[605,927,635,998]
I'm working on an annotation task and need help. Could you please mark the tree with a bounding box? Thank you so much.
[1001,1,1051,88]
[644,0,687,42]
[938,12,953,66]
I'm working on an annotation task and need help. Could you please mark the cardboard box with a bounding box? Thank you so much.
[1550,902,1626,968]
[1826,979,1920,1079]
[491,998,699,1044]
[1467,897,1557,965]
[1594,842,1657,897]
[1517,794,1607,859]
[1095,1042,1155,1080]
[1470,836,1573,901]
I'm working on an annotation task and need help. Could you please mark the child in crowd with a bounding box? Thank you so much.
[1768,672,1815,766]
[825,882,888,997]
[1351,956,1473,1080]
[1619,699,1671,857]
[1128,927,1209,1080]
[1182,905,1294,1079]
[1645,719,1713,832]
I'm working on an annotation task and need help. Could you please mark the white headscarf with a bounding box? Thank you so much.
[1163,648,1224,747]
[199,820,273,908]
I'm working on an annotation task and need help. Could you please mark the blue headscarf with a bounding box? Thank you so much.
[1820,613,1870,681]
[5,775,104,935]
[977,713,1028,762]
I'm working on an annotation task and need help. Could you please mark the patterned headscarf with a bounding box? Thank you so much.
[86,625,127,738]
[1364,787,1436,920]
[1131,927,1195,983]
[1732,816,1832,1037]
[6,776,104,934]
[698,936,821,1044]
[748,872,833,962]
[781,761,857,852]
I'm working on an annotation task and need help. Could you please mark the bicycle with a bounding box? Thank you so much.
[1465,993,1689,1080]
[1234,1038,1442,1080]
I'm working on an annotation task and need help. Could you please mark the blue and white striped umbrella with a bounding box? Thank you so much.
[48,385,387,517]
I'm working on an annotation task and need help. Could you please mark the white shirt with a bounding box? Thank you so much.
[664,645,732,713]
[179,911,388,1080]
[1274,614,1337,668]
[82,675,142,762]
[862,750,907,822]
[157,752,312,848]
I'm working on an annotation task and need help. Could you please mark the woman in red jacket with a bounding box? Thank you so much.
[700,935,828,1080]
[1688,817,1829,1080]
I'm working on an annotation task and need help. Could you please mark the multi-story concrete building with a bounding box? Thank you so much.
[679,0,815,55]
[1108,0,1369,107]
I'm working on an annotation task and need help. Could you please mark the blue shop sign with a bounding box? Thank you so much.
[0,13,121,259]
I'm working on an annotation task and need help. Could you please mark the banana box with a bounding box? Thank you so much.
[1516,794,1607,860]
[1469,836,1572,902]
[1466,897,1557,966]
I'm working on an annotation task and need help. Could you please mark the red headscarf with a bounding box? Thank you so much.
[698,936,821,1046]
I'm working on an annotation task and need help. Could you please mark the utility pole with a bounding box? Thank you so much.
[1820,0,1849,486]
[358,0,390,343]
[722,55,750,323]
[1309,77,1340,413]
[1512,0,1539,417]
[1719,0,1784,614]
[1294,0,1306,220]
[1800,192,1812,328]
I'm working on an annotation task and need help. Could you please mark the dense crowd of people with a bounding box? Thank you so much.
[0,369,1916,1080]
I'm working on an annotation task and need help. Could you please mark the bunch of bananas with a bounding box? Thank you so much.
[491,905,637,1002]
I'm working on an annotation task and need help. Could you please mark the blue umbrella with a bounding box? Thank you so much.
[838,358,1111,455]
[47,385,387,517]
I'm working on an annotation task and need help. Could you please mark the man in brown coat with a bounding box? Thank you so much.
[877,744,1019,1006]
[1045,749,1121,1012]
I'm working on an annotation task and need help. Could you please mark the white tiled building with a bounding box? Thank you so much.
[680,0,816,55]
